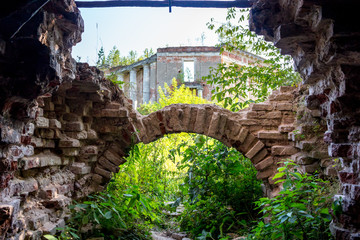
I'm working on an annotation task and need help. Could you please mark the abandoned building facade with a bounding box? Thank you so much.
[109,46,264,108]
[1,0,360,239]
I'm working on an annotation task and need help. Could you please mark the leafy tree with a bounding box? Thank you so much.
[205,8,301,111]
[96,46,155,88]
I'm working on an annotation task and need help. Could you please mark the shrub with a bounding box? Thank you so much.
[248,160,334,240]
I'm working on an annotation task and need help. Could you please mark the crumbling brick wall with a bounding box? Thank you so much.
[0,0,351,239]
[250,0,360,238]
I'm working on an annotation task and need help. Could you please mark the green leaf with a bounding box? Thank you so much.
[272,172,285,180]
[43,235,58,240]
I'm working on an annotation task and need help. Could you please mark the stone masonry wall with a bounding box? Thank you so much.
[250,0,360,238]
[0,0,351,239]
[0,60,336,239]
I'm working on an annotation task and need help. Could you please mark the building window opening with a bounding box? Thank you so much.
[183,60,195,82]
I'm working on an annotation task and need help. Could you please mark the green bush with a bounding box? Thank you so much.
[176,135,262,239]
[248,160,334,240]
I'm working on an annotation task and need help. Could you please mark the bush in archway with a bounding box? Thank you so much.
[175,135,262,239]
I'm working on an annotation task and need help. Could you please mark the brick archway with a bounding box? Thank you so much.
[95,86,299,197]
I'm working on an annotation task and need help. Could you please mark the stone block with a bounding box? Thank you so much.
[245,141,265,159]
[65,130,88,139]
[278,124,295,133]
[234,127,248,143]
[255,157,273,170]
[238,134,256,153]
[62,148,79,156]
[71,162,91,175]
[42,222,57,235]
[64,122,84,132]
[193,108,206,134]
[49,119,61,129]
[251,103,273,111]
[269,93,293,101]
[87,129,98,139]
[251,148,268,164]
[39,129,55,139]
[54,104,70,113]
[258,130,286,140]
[20,152,62,170]
[276,103,293,111]
[94,166,112,179]
[99,157,120,173]
[81,146,98,156]
[44,102,55,111]
[36,117,49,128]
[105,102,121,109]
[279,86,296,92]
[8,178,38,196]
[100,109,128,118]
[38,187,57,200]
[92,174,103,183]
[59,138,80,148]
[271,145,298,156]
[256,167,275,179]
[62,113,81,122]
[301,161,320,173]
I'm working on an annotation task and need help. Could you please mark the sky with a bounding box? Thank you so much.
[72,6,230,65]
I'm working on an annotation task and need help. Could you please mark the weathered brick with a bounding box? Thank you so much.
[65,131,88,139]
[39,129,55,139]
[94,166,112,179]
[70,162,91,175]
[238,133,256,153]
[62,148,79,156]
[256,167,275,179]
[36,117,49,128]
[193,108,206,134]
[251,103,273,111]
[104,150,126,166]
[234,127,248,143]
[20,152,62,170]
[101,109,128,118]
[276,102,293,111]
[49,119,61,129]
[258,130,287,140]
[64,122,84,132]
[81,146,98,156]
[271,145,298,156]
[269,93,293,101]
[278,124,295,133]
[98,157,120,173]
[255,156,273,170]
[62,113,81,122]
[245,141,265,159]
[251,148,268,164]
[59,138,80,148]
[8,178,38,196]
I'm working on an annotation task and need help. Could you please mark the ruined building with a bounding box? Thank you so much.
[108,46,264,107]
[0,0,360,239]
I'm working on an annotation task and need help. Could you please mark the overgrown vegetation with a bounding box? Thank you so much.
[204,8,301,111]
[47,8,338,240]
[248,160,336,240]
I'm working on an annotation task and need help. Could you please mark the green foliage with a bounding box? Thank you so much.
[248,160,334,240]
[175,135,262,239]
[96,46,155,87]
[43,226,79,240]
[205,9,301,111]
[138,78,212,114]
